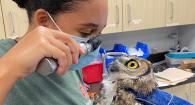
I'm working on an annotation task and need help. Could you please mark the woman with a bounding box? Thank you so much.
[0,0,108,105]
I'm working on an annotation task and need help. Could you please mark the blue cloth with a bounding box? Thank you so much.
[127,88,193,105]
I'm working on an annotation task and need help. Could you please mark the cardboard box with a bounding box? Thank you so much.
[180,59,195,69]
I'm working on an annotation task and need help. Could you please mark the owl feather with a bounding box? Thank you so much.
[92,56,157,105]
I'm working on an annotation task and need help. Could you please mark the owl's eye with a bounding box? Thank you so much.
[126,59,139,69]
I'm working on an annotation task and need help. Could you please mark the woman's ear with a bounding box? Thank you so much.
[33,9,52,27]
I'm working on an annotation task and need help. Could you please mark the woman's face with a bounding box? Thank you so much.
[49,0,108,38]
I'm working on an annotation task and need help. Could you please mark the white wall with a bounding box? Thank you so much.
[180,25,195,51]
[100,27,179,53]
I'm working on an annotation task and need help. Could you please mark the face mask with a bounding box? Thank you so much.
[71,35,89,43]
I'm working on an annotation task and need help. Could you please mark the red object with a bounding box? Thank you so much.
[82,62,103,84]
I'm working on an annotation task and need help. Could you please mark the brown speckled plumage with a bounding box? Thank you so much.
[92,56,157,105]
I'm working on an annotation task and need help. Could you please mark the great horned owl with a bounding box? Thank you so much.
[92,56,158,105]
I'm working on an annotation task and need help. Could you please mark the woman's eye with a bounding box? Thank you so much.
[80,32,91,35]
[78,28,99,38]
[80,32,93,37]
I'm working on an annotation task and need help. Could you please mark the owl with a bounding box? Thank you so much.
[92,56,158,105]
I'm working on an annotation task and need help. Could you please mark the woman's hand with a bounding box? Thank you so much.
[0,26,84,79]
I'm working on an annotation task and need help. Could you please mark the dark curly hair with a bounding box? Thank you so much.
[13,0,88,22]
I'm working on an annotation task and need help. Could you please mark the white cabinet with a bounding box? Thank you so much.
[163,82,195,104]
[152,0,166,28]
[170,84,190,101]
[102,0,123,33]
[103,0,195,33]
[185,0,195,25]
[123,0,148,31]
[0,0,195,35]
[123,0,166,31]
[0,1,5,39]
[163,84,191,101]
[1,0,28,38]
[190,83,195,104]
[163,86,173,93]
[166,0,186,26]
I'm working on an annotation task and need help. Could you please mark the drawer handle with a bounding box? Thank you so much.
[127,4,132,23]
[116,5,119,25]
[170,1,174,20]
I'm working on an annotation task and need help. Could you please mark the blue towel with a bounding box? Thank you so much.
[127,88,193,105]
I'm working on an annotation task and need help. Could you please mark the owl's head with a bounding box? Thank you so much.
[108,56,157,95]
[108,56,152,79]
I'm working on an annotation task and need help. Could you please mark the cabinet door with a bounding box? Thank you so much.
[166,0,186,26]
[1,0,28,38]
[123,0,166,31]
[163,84,191,101]
[190,83,195,104]
[163,87,173,93]
[102,0,122,34]
[123,0,149,31]
[185,0,195,24]
[0,1,5,39]
[153,0,166,28]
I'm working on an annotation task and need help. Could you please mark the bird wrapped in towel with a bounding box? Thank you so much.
[92,56,192,105]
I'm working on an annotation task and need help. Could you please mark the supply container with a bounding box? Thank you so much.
[165,52,195,67]
[82,62,103,84]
